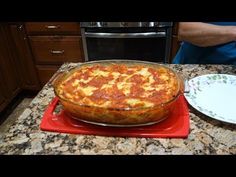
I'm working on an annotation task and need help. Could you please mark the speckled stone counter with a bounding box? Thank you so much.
[1,63,236,155]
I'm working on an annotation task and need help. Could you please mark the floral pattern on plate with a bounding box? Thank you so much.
[184,74,236,124]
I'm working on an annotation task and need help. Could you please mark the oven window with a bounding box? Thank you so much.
[86,37,166,62]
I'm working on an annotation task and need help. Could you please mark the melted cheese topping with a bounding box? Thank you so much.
[57,64,179,109]
[78,86,97,96]
[90,69,109,77]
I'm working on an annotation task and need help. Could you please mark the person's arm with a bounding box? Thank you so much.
[178,22,236,47]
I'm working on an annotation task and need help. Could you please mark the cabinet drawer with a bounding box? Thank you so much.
[36,65,60,86]
[25,22,81,35]
[30,36,84,64]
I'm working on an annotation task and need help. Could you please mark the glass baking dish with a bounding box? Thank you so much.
[51,60,184,127]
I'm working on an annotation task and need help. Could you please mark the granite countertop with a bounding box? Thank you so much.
[0,63,236,155]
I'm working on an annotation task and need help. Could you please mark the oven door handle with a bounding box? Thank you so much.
[84,31,166,38]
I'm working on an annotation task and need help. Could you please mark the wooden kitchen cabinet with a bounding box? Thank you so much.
[0,24,21,112]
[29,36,84,64]
[9,23,40,91]
[0,55,20,99]
[0,87,6,107]
[0,72,7,112]
[0,90,6,112]
[0,22,84,113]
[25,22,84,87]
[0,25,21,96]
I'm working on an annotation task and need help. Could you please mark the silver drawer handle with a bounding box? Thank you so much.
[85,31,166,38]
[45,25,61,29]
[50,50,64,54]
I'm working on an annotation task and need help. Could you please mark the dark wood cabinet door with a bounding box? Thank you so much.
[9,23,40,91]
[0,93,6,113]
[0,88,5,106]
[0,72,7,113]
[0,90,6,113]
[0,24,21,98]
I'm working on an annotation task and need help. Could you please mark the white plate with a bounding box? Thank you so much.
[184,74,236,124]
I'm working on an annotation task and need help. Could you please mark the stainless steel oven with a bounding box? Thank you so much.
[80,22,173,63]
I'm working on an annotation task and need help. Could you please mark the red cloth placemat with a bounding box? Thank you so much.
[40,95,189,138]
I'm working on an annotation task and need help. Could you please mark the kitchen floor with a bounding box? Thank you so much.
[0,98,33,133]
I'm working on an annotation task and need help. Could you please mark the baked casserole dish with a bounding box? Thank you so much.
[52,60,183,127]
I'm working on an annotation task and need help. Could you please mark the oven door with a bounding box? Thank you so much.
[81,28,171,63]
